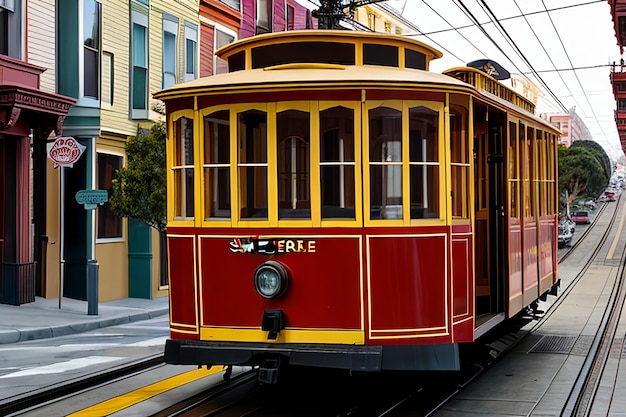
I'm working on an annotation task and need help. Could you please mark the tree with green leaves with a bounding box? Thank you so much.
[110,122,166,232]
[570,140,612,185]
[558,143,609,205]
[109,122,167,283]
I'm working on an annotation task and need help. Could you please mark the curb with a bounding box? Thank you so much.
[0,307,169,344]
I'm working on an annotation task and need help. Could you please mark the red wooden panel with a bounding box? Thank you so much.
[197,90,361,109]
[368,234,447,332]
[509,219,523,314]
[240,0,255,38]
[453,317,474,342]
[452,235,471,318]
[367,90,445,102]
[538,216,556,294]
[273,0,286,32]
[523,220,539,306]
[199,23,215,78]
[168,235,198,328]
[199,234,363,330]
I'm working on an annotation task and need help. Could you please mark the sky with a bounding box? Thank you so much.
[385,0,624,161]
[299,0,625,161]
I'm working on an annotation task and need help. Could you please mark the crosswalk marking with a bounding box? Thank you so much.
[126,336,168,347]
[0,356,121,378]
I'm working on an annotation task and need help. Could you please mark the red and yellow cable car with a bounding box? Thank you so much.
[154,30,560,383]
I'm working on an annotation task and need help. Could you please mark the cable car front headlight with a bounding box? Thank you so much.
[254,260,289,299]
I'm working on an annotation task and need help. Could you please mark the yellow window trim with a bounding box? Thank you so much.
[192,101,363,229]
[168,109,196,227]
[363,99,445,227]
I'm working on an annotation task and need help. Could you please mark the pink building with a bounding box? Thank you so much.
[549,113,583,147]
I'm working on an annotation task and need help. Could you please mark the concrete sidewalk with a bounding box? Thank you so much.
[0,296,169,344]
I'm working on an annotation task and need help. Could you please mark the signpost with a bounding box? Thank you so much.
[75,189,108,210]
[75,189,107,315]
[47,136,96,313]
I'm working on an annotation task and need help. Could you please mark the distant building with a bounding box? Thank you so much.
[353,2,420,34]
[549,114,585,148]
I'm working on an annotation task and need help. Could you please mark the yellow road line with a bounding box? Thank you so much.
[67,366,224,417]
[607,202,626,259]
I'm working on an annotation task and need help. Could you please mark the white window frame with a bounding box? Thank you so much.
[184,22,198,82]
[77,0,101,108]
[131,10,149,119]
[101,51,113,110]
[213,23,237,75]
[218,0,240,11]
[162,16,178,89]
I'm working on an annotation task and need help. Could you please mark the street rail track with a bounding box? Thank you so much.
[562,197,626,416]
[0,354,164,416]
[6,202,623,417]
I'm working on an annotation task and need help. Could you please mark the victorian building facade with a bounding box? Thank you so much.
[1,0,416,305]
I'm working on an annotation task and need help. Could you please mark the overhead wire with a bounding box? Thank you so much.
[469,0,568,111]
[412,0,481,63]
[509,0,575,103]
[403,0,606,36]
[396,0,618,153]
[538,0,611,138]
[303,0,619,154]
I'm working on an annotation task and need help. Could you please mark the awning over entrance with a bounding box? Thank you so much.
[0,85,76,137]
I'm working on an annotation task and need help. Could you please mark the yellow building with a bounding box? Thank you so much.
[49,0,199,303]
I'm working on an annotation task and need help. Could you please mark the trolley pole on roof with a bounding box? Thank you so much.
[312,0,388,30]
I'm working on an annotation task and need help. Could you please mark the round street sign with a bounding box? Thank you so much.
[48,136,86,168]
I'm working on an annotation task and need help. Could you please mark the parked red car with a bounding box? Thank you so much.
[571,210,590,224]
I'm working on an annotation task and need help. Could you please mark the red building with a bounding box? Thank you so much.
[199,0,317,77]
[0,56,74,304]
[609,0,626,152]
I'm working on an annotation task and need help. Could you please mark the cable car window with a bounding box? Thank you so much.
[227,51,245,72]
[546,134,557,214]
[405,49,426,70]
[238,110,268,219]
[277,110,310,219]
[450,99,469,219]
[363,44,398,67]
[369,106,402,220]
[320,106,355,219]
[173,116,194,218]
[204,110,231,219]
[520,123,530,218]
[527,126,535,218]
[409,106,439,219]
[251,42,355,68]
[508,122,519,218]
[536,130,546,216]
